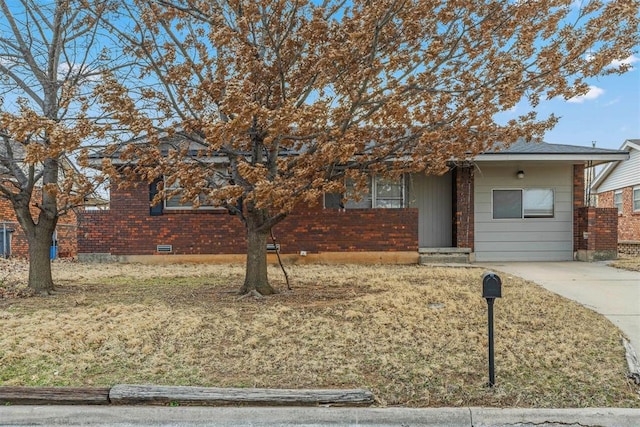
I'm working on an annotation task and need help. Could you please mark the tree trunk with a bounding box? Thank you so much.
[25,225,55,294]
[241,212,276,296]
[13,161,58,295]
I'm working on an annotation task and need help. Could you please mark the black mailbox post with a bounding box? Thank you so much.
[482,272,502,387]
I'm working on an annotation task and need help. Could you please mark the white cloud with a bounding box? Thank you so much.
[608,54,639,69]
[603,97,620,107]
[567,85,604,103]
[57,62,101,83]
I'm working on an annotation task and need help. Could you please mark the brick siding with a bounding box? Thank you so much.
[597,187,640,242]
[0,195,78,258]
[78,181,419,255]
[453,165,474,250]
[574,207,618,251]
[618,242,640,256]
[573,165,585,251]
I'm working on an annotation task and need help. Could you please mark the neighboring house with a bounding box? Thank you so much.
[0,196,78,259]
[0,138,88,259]
[591,139,640,256]
[78,139,628,264]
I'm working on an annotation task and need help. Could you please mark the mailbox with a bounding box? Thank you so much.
[482,272,502,299]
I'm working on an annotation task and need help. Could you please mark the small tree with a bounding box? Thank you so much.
[0,0,111,293]
[98,0,638,295]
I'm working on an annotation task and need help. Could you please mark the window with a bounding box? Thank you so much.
[165,178,193,209]
[374,177,404,208]
[614,190,623,214]
[492,188,554,219]
[523,188,554,217]
[493,190,522,219]
[325,175,406,209]
[163,178,217,210]
[633,187,640,212]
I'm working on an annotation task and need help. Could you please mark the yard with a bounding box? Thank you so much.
[0,259,638,408]
[610,255,640,272]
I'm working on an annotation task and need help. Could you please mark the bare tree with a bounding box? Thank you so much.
[97,0,638,295]
[0,0,113,293]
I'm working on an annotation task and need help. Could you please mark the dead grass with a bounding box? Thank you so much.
[0,259,638,408]
[609,256,640,272]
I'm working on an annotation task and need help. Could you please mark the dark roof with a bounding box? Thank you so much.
[485,138,627,155]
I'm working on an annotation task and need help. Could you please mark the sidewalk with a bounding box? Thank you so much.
[2,406,640,426]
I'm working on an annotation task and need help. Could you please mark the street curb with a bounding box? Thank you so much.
[0,385,375,407]
[623,337,640,384]
[1,406,640,427]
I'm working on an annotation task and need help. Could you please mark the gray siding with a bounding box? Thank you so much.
[595,146,640,193]
[409,173,452,247]
[474,163,573,261]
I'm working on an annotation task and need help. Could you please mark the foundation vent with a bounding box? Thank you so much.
[156,244,173,253]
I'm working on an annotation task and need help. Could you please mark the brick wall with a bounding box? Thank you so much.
[574,207,618,260]
[597,187,640,242]
[573,165,585,252]
[0,195,78,258]
[78,181,419,256]
[453,165,474,250]
[618,242,640,256]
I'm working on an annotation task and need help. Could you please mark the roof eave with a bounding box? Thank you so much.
[592,142,638,190]
[474,153,629,166]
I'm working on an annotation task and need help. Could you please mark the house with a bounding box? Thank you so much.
[0,138,97,259]
[0,197,78,259]
[77,139,628,264]
[591,139,640,256]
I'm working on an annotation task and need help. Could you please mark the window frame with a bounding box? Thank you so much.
[633,186,640,212]
[373,175,405,208]
[163,177,221,211]
[324,174,406,209]
[492,189,523,219]
[492,188,555,220]
[614,190,623,214]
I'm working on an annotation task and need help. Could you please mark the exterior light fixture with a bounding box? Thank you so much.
[516,170,525,179]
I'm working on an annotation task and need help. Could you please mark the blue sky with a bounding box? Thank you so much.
[498,54,639,150]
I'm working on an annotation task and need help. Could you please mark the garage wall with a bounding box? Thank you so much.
[474,163,574,261]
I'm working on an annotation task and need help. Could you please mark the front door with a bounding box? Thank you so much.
[410,172,453,247]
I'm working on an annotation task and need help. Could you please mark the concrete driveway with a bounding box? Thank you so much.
[480,261,640,354]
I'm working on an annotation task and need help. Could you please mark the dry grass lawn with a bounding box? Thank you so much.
[610,256,640,272]
[0,259,638,408]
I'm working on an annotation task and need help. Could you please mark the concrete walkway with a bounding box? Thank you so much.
[2,406,640,426]
[480,261,640,354]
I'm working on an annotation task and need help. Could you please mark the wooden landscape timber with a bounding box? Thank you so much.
[0,385,375,407]
[108,385,375,407]
[0,387,111,405]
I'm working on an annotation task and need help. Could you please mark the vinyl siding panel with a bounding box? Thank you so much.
[595,147,640,193]
[474,163,573,261]
[475,249,572,262]
[408,173,452,247]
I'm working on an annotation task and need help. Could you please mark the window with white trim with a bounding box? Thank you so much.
[633,187,640,212]
[614,190,623,214]
[492,188,554,219]
[324,175,406,209]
